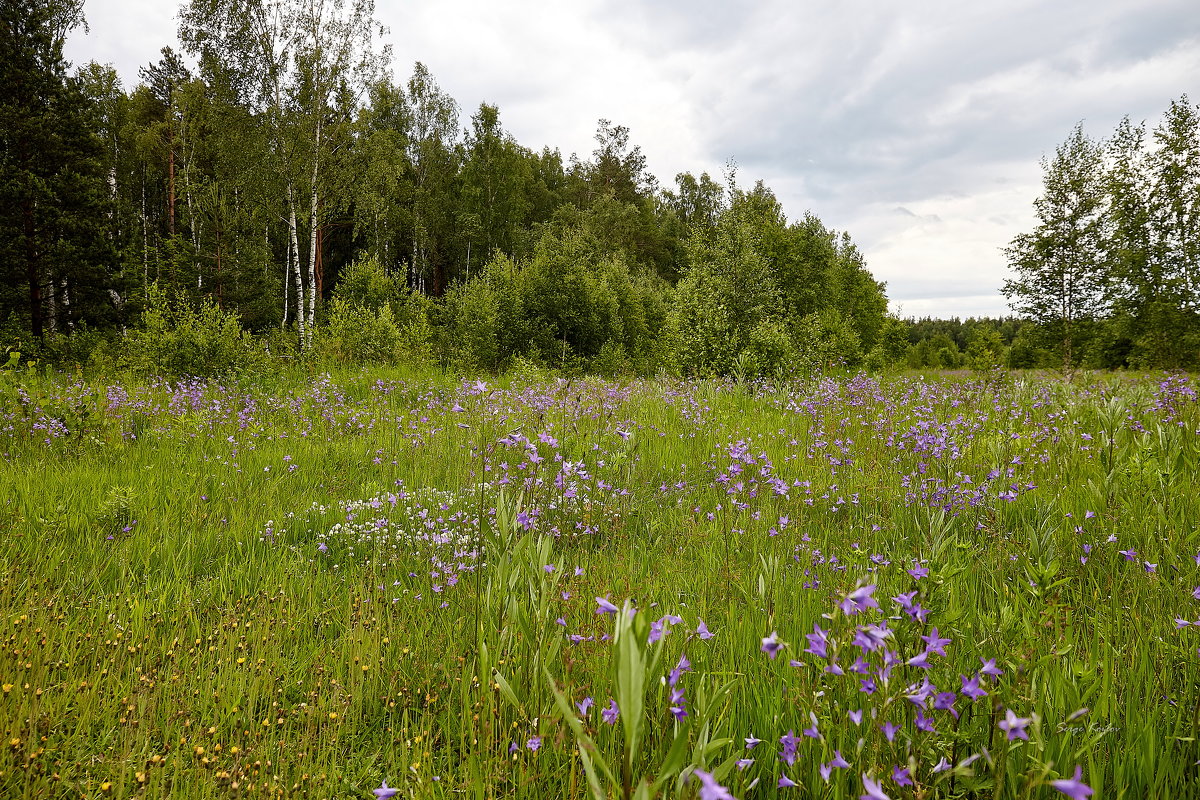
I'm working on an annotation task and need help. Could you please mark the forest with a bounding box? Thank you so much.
[1,0,896,379]
[3,0,1199,378]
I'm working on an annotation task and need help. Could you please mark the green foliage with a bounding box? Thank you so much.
[965,323,1005,370]
[7,22,900,376]
[0,0,117,338]
[319,298,404,364]
[792,310,863,372]
[1007,96,1200,369]
[335,253,404,312]
[1003,124,1109,372]
[672,215,780,377]
[670,182,889,379]
[437,256,520,372]
[122,284,262,377]
[318,253,434,366]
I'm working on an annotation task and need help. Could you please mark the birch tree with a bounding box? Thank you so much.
[1003,124,1110,372]
[180,0,386,348]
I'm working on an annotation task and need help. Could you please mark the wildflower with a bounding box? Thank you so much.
[576,697,594,716]
[907,650,932,669]
[602,699,619,725]
[840,584,879,615]
[778,773,796,788]
[1119,549,1137,561]
[373,782,400,799]
[860,773,892,800]
[934,691,959,718]
[908,562,929,580]
[780,729,800,765]
[692,769,736,800]
[905,677,936,708]
[761,631,784,659]
[932,757,952,773]
[961,673,987,700]
[796,624,826,660]
[879,721,899,742]
[527,736,541,752]
[697,619,716,639]
[317,542,328,553]
[999,708,1032,741]
[921,627,951,656]
[892,765,913,787]
[853,623,891,652]
[669,686,688,720]
[848,709,863,725]
[745,736,763,749]
[979,657,1004,677]
[802,711,820,739]
[735,758,754,770]
[544,564,555,573]
[596,597,619,615]
[1144,561,1157,574]
[1050,765,1094,799]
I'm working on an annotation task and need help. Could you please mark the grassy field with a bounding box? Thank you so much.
[1,366,1198,799]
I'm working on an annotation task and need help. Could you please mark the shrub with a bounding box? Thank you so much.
[122,284,262,377]
[319,298,404,364]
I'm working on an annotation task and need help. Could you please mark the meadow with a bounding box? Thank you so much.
[1,365,1198,799]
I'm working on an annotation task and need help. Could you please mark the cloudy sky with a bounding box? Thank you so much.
[66,0,1200,319]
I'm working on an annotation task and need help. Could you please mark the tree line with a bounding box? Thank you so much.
[1003,95,1200,370]
[1,0,894,378]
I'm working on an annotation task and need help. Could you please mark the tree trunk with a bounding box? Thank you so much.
[167,134,176,236]
[22,195,44,339]
[306,124,320,352]
[287,184,306,346]
[282,226,290,328]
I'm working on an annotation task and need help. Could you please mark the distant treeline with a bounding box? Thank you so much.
[898,317,1062,370]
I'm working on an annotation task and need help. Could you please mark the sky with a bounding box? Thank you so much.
[65,0,1200,319]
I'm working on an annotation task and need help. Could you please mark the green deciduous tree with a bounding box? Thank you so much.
[1003,124,1109,373]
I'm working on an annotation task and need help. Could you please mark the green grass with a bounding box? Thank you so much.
[1,367,1198,798]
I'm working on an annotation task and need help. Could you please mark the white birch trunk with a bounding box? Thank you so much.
[282,224,291,329]
[305,117,322,352]
[287,183,306,347]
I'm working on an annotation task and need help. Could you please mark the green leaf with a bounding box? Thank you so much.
[493,669,524,715]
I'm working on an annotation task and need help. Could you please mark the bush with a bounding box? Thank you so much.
[438,270,506,372]
[335,254,403,312]
[793,310,862,373]
[320,255,434,366]
[122,284,263,378]
[319,298,404,365]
